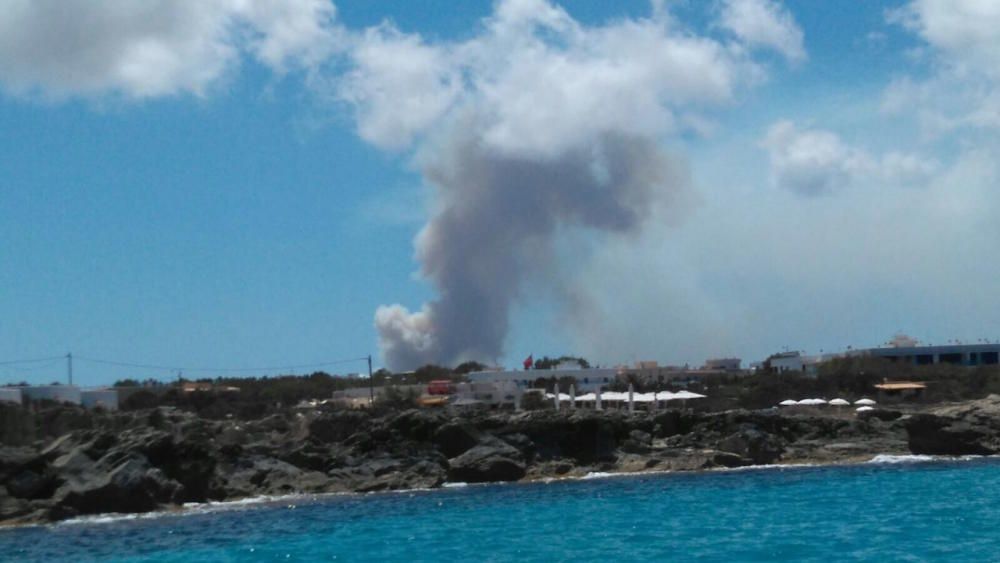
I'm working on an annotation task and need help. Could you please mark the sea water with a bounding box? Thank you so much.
[3,457,1000,562]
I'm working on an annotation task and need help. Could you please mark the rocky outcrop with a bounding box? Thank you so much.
[448,441,525,483]
[9,397,1000,526]
[899,395,1000,456]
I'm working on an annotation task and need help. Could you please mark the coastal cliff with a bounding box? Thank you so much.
[4,396,1000,526]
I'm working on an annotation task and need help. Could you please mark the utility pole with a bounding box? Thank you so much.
[66,352,73,386]
[368,355,374,406]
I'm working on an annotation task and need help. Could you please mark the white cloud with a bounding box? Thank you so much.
[891,0,1000,76]
[336,25,461,150]
[336,0,771,157]
[718,0,806,63]
[762,120,936,196]
[571,142,1000,366]
[886,1,1000,136]
[0,0,340,99]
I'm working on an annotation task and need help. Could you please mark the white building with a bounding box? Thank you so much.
[704,358,742,371]
[767,352,805,373]
[452,381,521,407]
[763,351,843,375]
[21,385,81,405]
[467,367,617,392]
[0,388,22,404]
[81,389,119,410]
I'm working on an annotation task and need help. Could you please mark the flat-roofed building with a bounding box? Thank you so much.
[0,388,22,404]
[864,344,1000,366]
[81,389,119,410]
[467,367,617,392]
[21,385,81,405]
[704,358,742,371]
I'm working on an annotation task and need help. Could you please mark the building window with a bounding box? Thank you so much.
[939,353,962,364]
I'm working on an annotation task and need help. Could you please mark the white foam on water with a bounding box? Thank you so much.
[867,454,939,464]
[442,482,469,488]
[56,491,356,527]
[867,454,991,464]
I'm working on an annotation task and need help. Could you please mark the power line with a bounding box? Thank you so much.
[72,355,370,375]
[0,355,65,366]
[0,358,63,373]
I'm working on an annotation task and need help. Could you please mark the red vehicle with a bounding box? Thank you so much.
[427,380,454,395]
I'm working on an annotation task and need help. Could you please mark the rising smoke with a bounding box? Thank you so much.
[375,126,677,369]
[342,0,795,370]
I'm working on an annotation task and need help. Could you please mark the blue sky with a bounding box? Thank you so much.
[3,0,999,385]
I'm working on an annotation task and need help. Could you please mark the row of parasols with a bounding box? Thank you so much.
[545,390,707,402]
[777,397,878,412]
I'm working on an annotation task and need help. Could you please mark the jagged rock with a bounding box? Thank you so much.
[904,414,996,456]
[622,430,652,454]
[448,443,525,483]
[434,422,482,458]
[0,489,33,521]
[50,457,180,518]
[224,456,327,496]
[280,444,334,472]
[857,409,902,422]
[717,428,784,465]
[652,410,696,438]
[353,459,446,492]
[6,470,52,499]
[390,409,446,442]
[4,398,985,526]
[510,411,621,464]
[307,411,369,444]
[498,433,536,460]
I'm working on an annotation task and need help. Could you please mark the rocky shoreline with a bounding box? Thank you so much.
[5,395,1000,527]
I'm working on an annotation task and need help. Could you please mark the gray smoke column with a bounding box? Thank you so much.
[350,0,765,370]
[375,126,676,369]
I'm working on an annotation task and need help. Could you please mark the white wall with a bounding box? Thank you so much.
[81,389,119,410]
[467,368,617,391]
[0,388,22,404]
[21,385,81,405]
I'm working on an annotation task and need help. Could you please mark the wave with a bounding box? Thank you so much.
[56,491,354,527]
[867,454,993,465]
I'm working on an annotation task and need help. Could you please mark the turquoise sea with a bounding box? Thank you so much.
[3,457,999,562]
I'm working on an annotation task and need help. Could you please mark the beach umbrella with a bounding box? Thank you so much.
[673,390,706,400]
[856,406,875,412]
[778,399,798,406]
[829,398,850,406]
[796,398,827,406]
[577,393,596,402]
[854,398,877,406]
[656,391,676,401]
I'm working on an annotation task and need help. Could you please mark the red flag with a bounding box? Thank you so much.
[523,354,533,370]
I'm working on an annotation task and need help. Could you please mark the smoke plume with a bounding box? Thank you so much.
[341,0,791,369]
[375,127,676,368]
